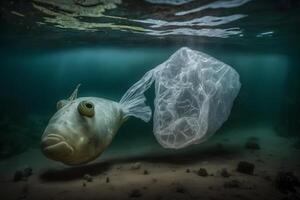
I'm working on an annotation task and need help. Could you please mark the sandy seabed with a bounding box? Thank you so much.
[0,126,299,200]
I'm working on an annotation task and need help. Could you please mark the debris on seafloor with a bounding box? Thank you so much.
[13,166,33,182]
[197,168,208,177]
[220,168,231,178]
[236,161,255,175]
[83,174,93,182]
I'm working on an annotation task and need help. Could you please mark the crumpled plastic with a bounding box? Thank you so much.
[153,47,241,148]
[120,47,241,149]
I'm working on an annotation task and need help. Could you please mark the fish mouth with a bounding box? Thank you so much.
[41,134,74,161]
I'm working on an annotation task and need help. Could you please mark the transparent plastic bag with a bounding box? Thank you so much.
[120,47,241,149]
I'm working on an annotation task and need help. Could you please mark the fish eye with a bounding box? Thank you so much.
[78,100,95,117]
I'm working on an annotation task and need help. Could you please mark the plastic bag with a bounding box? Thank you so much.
[120,47,241,149]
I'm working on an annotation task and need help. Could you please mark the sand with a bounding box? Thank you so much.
[0,125,299,200]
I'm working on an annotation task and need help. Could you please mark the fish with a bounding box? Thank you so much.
[41,47,241,165]
[41,84,133,165]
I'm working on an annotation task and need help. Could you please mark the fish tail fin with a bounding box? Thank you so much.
[119,70,155,122]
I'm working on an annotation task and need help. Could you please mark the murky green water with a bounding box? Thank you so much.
[0,0,299,162]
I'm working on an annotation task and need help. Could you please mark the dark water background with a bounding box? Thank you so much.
[0,0,299,160]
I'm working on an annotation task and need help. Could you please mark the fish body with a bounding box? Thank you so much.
[41,97,124,165]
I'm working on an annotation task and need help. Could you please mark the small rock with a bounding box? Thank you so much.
[143,170,149,175]
[197,168,208,177]
[224,180,241,188]
[220,168,231,178]
[83,174,93,182]
[237,161,255,175]
[152,178,157,183]
[275,171,300,193]
[131,162,141,170]
[186,169,190,173]
[13,166,33,182]
[130,189,142,198]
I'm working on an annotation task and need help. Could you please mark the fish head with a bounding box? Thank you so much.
[41,98,104,165]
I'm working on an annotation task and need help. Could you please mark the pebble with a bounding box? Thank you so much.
[13,166,33,182]
[197,168,208,177]
[83,174,93,182]
[220,168,231,178]
[23,167,33,177]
